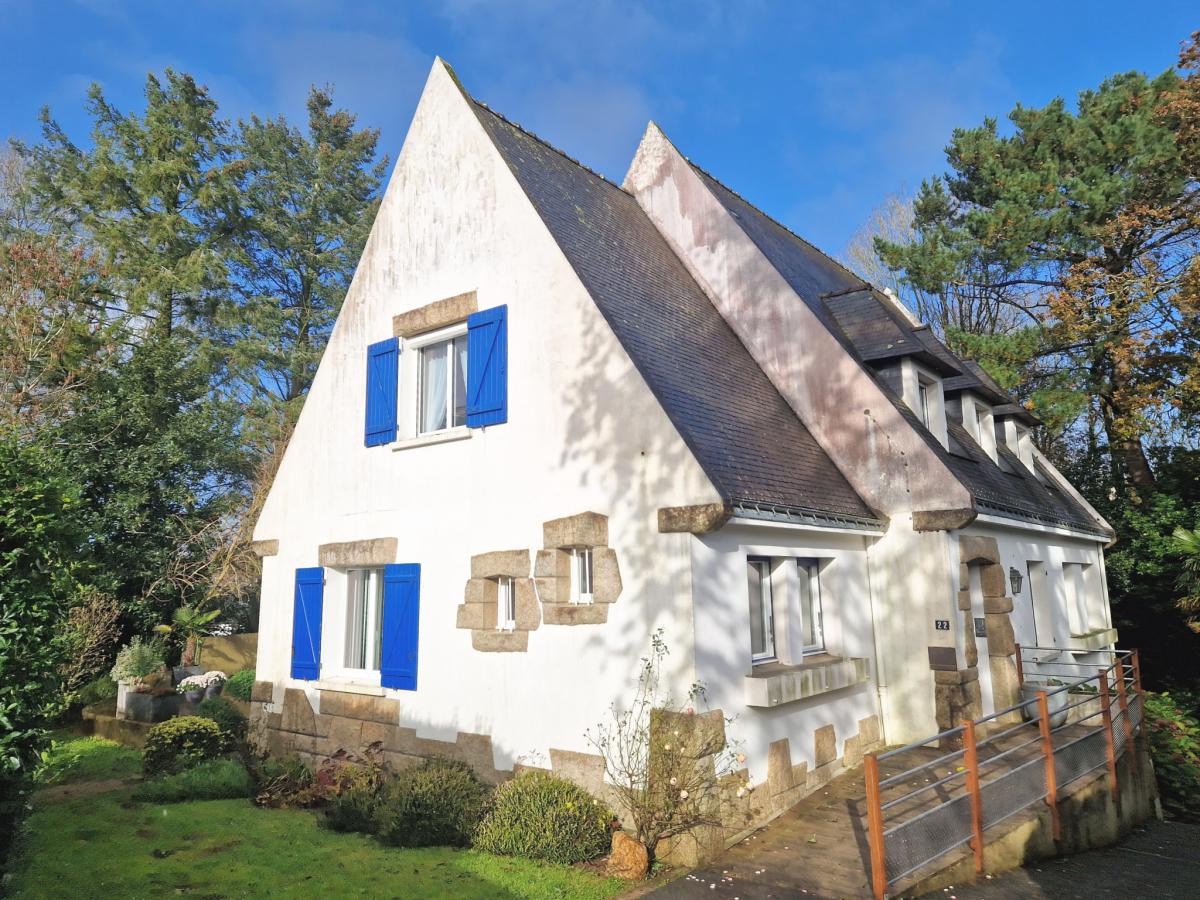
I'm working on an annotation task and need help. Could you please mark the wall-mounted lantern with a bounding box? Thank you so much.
[1009,566,1024,596]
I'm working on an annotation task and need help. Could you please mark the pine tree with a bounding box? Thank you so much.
[877,44,1200,490]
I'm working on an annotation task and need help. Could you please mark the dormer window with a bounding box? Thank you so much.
[902,358,948,448]
[917,381,932,427]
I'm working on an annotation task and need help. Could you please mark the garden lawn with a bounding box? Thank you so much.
[8,790,627,899]
[32,734,142,785]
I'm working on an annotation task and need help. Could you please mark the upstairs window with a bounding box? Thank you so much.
[418,331,468,435]
[747,557,776,663]
[345,568,384,672]
[496,576,516,631]
[570,548,594,604]
[917,381,932,427]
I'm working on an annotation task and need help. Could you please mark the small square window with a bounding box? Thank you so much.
[345,568,383,671]
[570,548,594,604]
[497,576,516,631]
[419,333,468,435]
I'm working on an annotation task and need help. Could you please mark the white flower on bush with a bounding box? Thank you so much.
[176,670,228,694]
[679,789,689,800]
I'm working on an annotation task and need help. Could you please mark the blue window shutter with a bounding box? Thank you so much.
[290,567,324,680]
[365,337,399,446]
[466,305,507,427]
[380,563,421,690]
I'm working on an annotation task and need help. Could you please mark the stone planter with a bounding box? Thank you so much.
[123,691,181,723]
[116,680,132,720]
[204,682,223,700]
[184,690,204,704]
[1020,682,1070,728]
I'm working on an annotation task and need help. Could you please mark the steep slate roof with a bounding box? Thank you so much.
[469,101,879,525]
[685,163,1107,536]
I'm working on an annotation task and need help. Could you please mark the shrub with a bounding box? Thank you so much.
[142,716,224,776]
[255,746,383,809]
[1145,692,1200,821]
[197,697,246,748]
[323,783,379,834]
[373,757,492,848]
[73,675,118,708]
[109,636,166,685]
[474,771,614,863]
[252,755,313,806]
[132,758,253,803]
[225,669,255,702]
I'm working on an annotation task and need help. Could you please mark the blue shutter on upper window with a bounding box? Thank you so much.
[466,305,507,427]
[364,337,399,446]
[290,567,324,680]
[380,563,421,690]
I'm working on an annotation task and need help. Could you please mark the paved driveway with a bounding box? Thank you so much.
[652,820,1200,899]
[948,820,1200,900]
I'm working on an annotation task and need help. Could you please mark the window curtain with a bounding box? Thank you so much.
[421,343,448,433]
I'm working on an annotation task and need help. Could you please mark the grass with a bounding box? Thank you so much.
[32,734,143,786]
[8,790,627,899]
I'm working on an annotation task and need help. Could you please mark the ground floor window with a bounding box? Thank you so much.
[747,557,775,662]
[345,568,383,671]
[497,576,516,630]
[797,557,824,653]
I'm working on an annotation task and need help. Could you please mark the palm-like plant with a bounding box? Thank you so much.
[156,605,222,666]
[1171,527,1200,614]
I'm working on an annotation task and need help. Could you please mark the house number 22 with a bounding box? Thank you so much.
[934,619,951,631]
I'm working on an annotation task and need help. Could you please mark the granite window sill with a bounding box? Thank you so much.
[744,655,870,708]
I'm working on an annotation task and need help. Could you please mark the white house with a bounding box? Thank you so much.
[248,59,1116,846]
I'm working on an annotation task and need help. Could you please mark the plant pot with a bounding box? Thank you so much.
[173,665,205,684]
[184,690,204,704]
[204,683,223,699]
[1020,683,1070,728]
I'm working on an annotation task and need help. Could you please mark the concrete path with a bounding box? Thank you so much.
[950,820,1200,900]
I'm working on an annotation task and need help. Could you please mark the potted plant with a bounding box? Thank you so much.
[1020,678,1071,728]
[178,671,227,703]
[110,637,168,719]
[155,604,222,670]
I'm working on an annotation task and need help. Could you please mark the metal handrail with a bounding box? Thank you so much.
[862,647,1145,900]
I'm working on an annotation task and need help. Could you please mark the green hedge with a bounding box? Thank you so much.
[1145,692,1200,821]
[224,669,255,702]
[373,757,491,848]
[474,771,613,863]
[196,697,246,749]
[142,716,224,776]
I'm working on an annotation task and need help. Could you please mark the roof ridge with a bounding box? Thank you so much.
[685,157,871,291]
[472,99,627,195]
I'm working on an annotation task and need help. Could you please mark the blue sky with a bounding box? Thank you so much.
[0,1,1194,254]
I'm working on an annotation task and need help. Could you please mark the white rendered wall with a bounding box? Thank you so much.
[864,515,956,743]
[253,60,720,771]
[954,520,1111,686]
[691,522,881,785]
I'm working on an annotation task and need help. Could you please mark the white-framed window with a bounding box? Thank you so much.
[415,326,468,435]
[917,380,931,427]
[344,568,384,672]
[497,576,516,631]
[797,558,824,653]
[570,548,594,604]
[747,556,776,663]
